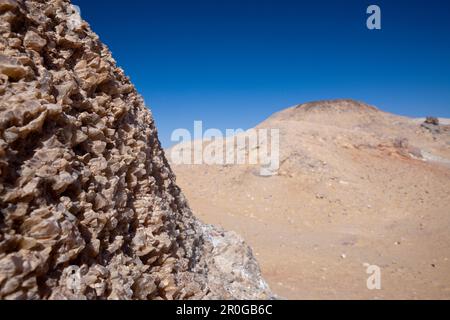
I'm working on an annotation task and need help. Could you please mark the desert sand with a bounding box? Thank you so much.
[170,99,450,299]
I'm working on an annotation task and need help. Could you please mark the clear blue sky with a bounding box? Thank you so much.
[73,0,450,147]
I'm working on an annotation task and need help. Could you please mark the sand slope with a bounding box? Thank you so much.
[169,99,450,299]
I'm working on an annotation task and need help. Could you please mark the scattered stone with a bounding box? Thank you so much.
[421,117,441,134]
[425,117,439,126]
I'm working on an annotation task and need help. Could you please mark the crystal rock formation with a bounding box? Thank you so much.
[0,0,272,300]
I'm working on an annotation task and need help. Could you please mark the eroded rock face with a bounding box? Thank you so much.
[0,0,272,300]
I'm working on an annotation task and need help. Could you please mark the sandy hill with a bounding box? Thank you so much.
[170,99,450,299]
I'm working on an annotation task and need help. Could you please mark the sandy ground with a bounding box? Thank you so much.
[169,100,450,299]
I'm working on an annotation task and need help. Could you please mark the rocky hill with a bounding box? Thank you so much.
[0,0,272,300]
[171,99,450,299]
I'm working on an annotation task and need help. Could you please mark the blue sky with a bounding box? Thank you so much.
[73,0,450,147]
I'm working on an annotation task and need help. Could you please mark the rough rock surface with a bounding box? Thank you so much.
[0,0,272,300]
